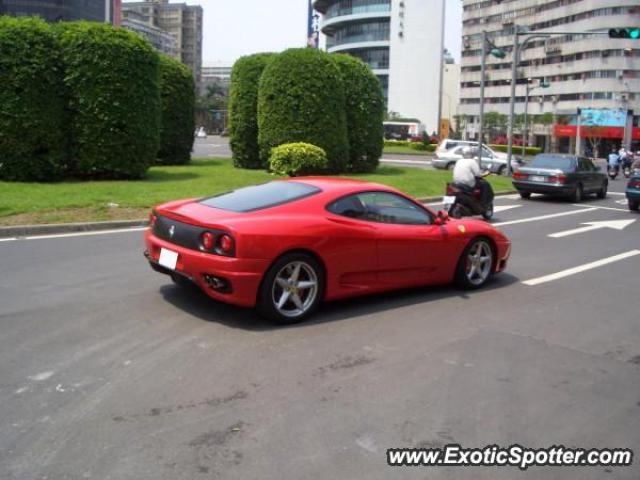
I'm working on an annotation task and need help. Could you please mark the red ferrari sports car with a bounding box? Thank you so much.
[144,177,511,323]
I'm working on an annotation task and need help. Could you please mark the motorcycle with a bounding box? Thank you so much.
[607,164,619,180]
[443,181,494,220]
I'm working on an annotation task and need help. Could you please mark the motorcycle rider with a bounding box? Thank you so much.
[453,147,493,206]
[619,147,631,171]
[608,149,620,174]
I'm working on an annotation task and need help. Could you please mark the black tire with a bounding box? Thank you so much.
[447,162,455,171]
[449,203,463,219]
[597,181,607,199]
[498,165,506,176]
[572,184,583,202]
[454,237,494,290]
[629,199,640,212]
[256,252,325,324]
[519,191,531,199]
[482,203,494,220]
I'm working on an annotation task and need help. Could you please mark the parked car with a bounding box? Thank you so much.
[433,144,523,175]
[144,178,511,324]
[512,154,608,201]
[625,170,640,211]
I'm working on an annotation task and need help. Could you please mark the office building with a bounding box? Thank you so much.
[312,0,446,133]
[122,9,177,56]
[460,0,640,152]
[122,0,203,85]
[201,61,233,96]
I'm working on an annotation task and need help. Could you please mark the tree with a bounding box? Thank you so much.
[157,55,195,165]
[331,53,384,173]
[258,48,349,172]
[56,22,160,179]
[0,17,68,181]
[483,111,508,142]
[228,53,275,168]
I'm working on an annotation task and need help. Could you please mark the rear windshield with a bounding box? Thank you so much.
[200,181,320,212]
[530,155,575,170]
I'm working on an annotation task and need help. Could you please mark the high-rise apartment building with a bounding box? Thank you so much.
[312,0,446,133]
[0,0,110,22]
[460,0,640,151]
[122,9,177,56]
[122,0,202,84]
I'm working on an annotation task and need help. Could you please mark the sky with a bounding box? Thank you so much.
[179,0,462,64]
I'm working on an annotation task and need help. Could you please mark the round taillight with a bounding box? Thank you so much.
[219,234,233,253]
[201,232,214,250]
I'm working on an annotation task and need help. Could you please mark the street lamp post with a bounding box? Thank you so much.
[522,79,550,156]
[477,31,506,167]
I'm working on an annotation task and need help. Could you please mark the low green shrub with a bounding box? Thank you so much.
[0,17,68,181]
[384,140,412,148]
[410,143,436,152]
[269,143,329,177]
[157,55,195,165]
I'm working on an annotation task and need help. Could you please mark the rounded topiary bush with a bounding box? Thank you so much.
[157,55,195,165]
[0,17,68,181]
[332,54,384,173]
[229,53,275,169]
[258,48,349,173]
[269,143,328,177]
[56,22,161,179]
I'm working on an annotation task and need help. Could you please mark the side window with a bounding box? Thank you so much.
[357,192,432,225]
[327,194,366,219]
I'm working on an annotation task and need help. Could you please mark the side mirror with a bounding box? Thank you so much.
[434,210,449,226]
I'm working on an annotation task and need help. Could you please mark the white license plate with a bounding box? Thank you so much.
[159,248,178,270]
[443,195,456,205]
[529,175,545,182]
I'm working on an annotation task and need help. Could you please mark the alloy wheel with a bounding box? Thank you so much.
[271,261,319,319]
[465,240,492,286]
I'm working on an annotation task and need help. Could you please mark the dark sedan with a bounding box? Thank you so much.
[626,171,640,211]
[512,154,608,202]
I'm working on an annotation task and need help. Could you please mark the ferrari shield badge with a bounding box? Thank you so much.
[458,225,466,234]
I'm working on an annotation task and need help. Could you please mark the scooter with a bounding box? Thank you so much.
[443,181,494,220]
[607,164,619,180]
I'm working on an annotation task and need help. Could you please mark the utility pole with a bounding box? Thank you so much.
[478,31,487,168]
[436,0,446,140]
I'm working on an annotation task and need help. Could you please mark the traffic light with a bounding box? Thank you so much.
[609,28,640,39]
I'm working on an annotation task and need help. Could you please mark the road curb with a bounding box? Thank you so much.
[0,219,148,238]
[0,191,518,238]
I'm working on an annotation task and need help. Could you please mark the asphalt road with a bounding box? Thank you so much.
[192,136,434,167]
[1,180,639,479]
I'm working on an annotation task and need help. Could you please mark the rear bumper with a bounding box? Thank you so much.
[625,188,640,200]
[144,229,269,307]
[512,181,574,195]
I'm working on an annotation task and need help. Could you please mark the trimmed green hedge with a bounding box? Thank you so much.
[383,140,436,152]
[229,53,275,169]
[332,54,384,173]
[258,48,349,172]
[56,22,160,178]
[157,55,195,165]
[490,144,541,156]
[0,17,68,181]
[269,142,329,177]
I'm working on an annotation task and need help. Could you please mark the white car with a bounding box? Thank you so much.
[433,143,523,175]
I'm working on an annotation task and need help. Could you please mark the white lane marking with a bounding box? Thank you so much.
[493,208,597,227]
[571,204,629,212]
[523,250,640,286]
[607,192,625,196]
[549,219,636,238]
[493,205,522,213]
[496,194,522,200]
[0,227,147,243]
[29,371,55,381]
